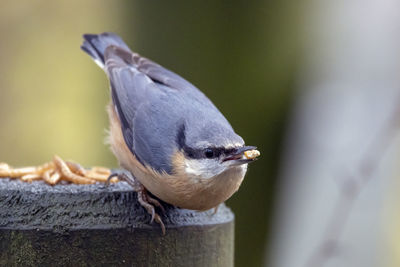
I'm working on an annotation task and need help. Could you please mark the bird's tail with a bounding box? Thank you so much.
[80,32,131,68]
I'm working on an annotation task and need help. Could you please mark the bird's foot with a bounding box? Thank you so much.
[108,170,166,234]
[0,155,115,185]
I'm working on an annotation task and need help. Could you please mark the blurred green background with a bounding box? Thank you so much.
[0,1,301,266]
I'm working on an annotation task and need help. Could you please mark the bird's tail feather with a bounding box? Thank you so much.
[81,32,131,68]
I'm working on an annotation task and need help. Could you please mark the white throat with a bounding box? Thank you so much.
[184,158,247,179]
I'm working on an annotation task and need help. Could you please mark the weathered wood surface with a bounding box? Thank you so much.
[0,178,234,266]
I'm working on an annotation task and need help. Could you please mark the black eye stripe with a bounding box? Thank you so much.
[184,147,234,159]
[210,148,222,157]
[177,124,239,159]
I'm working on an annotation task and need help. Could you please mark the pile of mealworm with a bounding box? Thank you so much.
[0,155,118,185]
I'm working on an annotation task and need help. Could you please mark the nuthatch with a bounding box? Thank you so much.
[81,32,260,231]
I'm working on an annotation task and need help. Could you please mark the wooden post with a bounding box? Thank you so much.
[0,178,234,266]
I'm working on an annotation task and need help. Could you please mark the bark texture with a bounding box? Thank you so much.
[0,178,234,266]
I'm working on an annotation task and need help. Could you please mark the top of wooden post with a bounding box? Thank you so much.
[0,178,234,230]
[0,178,235,266]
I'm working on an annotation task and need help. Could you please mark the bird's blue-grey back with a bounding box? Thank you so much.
[81,32,243,174]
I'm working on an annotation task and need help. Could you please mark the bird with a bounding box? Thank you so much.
[81,32,260,233]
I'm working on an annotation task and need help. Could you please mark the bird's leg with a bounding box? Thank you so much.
[108,170,166,234]
[145,192,166,214]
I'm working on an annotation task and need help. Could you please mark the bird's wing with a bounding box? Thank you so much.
[104,46,187,172]
[104,47,158,155]
[105,45,196,89]
[132,54,197,91]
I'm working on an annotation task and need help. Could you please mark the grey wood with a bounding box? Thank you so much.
[0,178,234,266]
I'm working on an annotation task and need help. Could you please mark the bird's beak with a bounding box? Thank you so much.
[222,146,260,165]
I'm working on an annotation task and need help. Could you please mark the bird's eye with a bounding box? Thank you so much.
[204,148,214,158]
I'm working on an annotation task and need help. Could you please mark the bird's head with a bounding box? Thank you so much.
[175,122,260,179]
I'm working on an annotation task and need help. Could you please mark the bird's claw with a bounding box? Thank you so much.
[147,194,166,214]
[106,172,120,186]
[112,170,166,234]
